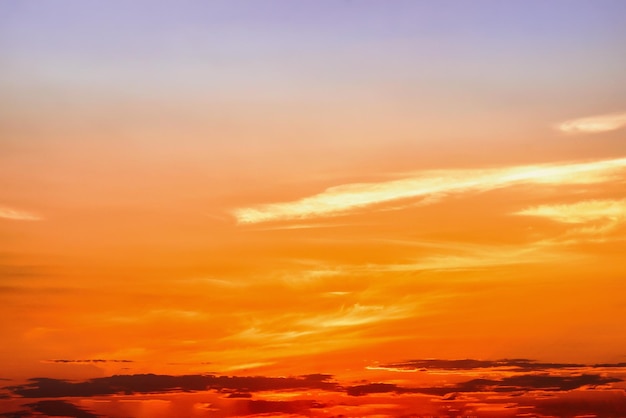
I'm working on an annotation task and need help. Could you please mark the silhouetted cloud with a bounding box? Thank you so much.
[347,374,620,396]
[0,411,29,417]
[3,360,626,417]
[528,390,626,417]
[371,358,626,372]
[1,400,99,418]
[7,373,338,398]
[456,373,620,392]
[226,392,253,398]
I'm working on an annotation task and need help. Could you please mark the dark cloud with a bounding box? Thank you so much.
[529,390,626,417]
[1,400,99,418]
[346,374,621,396]
[376,358,626,372]
[226,392,253,398]
[3,359,626,417]
[458,373,621,392]
[346,382,399,396]
[7,373,339,398]
[0,411,29,417]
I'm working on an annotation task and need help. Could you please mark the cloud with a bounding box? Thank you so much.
[233,157,626,224]
[0,206,42,221]
[514,199,626,225]
[528,390,626,417]
[557,112,626,134]
[369,358,626,372]
[8,362,623,400]
[6,374,339,398]
[229,301,416,347]
[3,361,626,417]
[26,400,100,418]
[346,374,621,396]
[1,400,100,418]
[298,303,413,328]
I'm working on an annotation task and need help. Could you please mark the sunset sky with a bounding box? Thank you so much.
[2,1,626,417]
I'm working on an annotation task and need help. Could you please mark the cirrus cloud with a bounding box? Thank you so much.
[233,157,626,224]
[557,112,626,134]
[514,199,626,224]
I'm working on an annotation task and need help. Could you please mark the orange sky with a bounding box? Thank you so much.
[2,1,626,416]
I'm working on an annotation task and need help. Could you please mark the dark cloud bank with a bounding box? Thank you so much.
[376,358,626,371]
[6,373,337,399]
[2,359,626,417]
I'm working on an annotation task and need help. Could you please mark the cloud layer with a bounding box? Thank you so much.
[3,359,626,417]
[233,157,626,224]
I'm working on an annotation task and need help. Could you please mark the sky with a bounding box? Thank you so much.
[1,1,626,416]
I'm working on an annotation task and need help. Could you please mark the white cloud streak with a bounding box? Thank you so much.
[514,199,626,224]
[233,157,626,224]
[299,303,412,328]
[0,206,42,221]
[557,112,626,134]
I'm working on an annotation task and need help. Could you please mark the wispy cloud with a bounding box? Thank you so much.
[557,112,626,134]
[515,199,626,241]
[231,303,415,346]
[299,303,413,328]
[514,199,626,225]
[370,245,564,273]
[0,206,42,221]
[233,157,626,224]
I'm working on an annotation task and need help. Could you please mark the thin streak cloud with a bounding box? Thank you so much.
[233,158,626,224]
[514,199,626,224]
[0,206,42,221]
[557,112,626,134]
